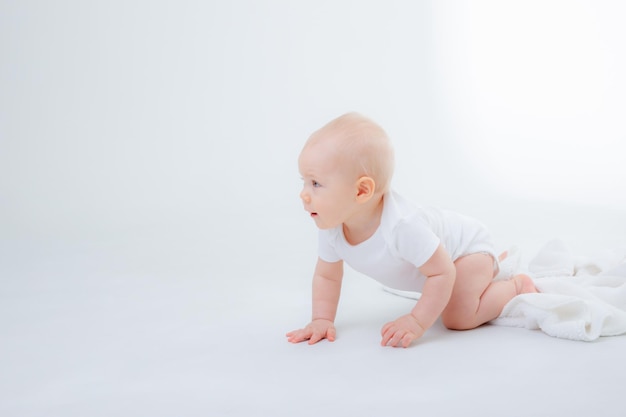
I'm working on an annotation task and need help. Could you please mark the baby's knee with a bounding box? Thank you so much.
[441,312,476,331]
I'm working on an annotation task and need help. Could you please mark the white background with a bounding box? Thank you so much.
[1,1,625,260]
[1,1,626,416]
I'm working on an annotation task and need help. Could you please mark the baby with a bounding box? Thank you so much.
[286,113,537,348]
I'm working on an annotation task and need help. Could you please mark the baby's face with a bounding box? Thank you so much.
[298,141,359,230]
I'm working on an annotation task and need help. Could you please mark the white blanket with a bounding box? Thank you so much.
[492,239,626,341]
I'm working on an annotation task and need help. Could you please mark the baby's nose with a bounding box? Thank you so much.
[300,189,310,203]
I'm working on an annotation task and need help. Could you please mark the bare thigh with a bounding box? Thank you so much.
[441,253,495,328]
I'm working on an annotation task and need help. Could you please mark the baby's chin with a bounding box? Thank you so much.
[311,216,333,230]
[315,221,340,231]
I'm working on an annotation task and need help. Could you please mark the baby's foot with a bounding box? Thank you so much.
[494,246,522,281]
[513,274,538,295]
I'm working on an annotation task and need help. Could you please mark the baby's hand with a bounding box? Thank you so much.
[380,314,425,348]
[286,319,336,345]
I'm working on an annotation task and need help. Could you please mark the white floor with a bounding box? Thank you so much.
[1,199,625,417]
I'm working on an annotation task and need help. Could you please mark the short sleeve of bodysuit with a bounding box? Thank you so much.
[317,229,341,263]
[392,216,441,268]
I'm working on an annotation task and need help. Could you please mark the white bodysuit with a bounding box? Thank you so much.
[318,191,498,292]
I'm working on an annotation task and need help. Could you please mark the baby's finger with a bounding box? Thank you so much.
[389,330,406,347]
[287,329,310,343]
[381,322,392,336]
[285,330,297,342]
[308,328,324,345]
[285,330,300,338]
[381,321,396,338]
[326,326,336,342]
[401,333,415,348]
[380,326,396,346]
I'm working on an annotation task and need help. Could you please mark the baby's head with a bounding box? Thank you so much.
[300,113,395,195]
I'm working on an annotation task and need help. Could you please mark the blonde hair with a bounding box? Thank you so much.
[305,112,395,194]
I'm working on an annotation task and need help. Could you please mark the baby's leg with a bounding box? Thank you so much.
[441,253,537,330]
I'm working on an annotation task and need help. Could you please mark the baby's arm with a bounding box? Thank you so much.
[286,258,343,345]
[381,244,456,347]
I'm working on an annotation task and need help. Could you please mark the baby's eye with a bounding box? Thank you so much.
[312,180,321,188]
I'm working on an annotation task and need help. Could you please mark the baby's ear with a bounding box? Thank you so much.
[356,176,376,202]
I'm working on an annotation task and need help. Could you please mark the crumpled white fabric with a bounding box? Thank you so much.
[491,239,626,341]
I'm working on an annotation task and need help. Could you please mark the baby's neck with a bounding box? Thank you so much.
[342,194,385,246]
